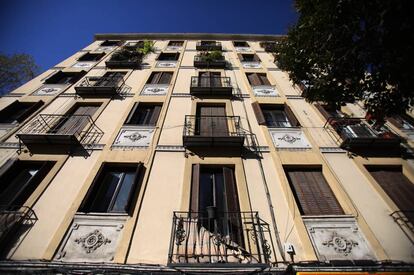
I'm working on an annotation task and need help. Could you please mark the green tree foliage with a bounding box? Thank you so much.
[276,0,413,120]
[0,53,39,95]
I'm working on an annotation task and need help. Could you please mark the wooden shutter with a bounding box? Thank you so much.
[190,164,200,215]
[125,102,139,125]
[16,101,44,123]
[284,104,300,127]
[253,54,260,62]
[237,53,244,61]
[251,102,266,125]
[57,104,99,135]
[286,169,344,215]
[159,72,172,84]
[148,72,161,84]
[368,167,414,223]
[124,162,144,214]
[79,162,108,213]
[315,103,332,120]
[223,167,240,213]
[149,105,162,126]
[247,73,261,86]
[259,74,271,85]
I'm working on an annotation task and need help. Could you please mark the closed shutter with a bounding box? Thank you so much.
[284,104,300,127]
[124,162,144,214]
[368,166,414,223]
[286,169,344,215]
[190,164,200,216]
[148,72,161,84]
[56,105,99,135]
[251,102,266,125]
[387,117,403,128]
[247,73,261,86]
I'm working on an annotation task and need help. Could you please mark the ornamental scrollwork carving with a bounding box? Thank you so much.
[278,134,301,144]
[322,232,358,256]
[74,229,111,253]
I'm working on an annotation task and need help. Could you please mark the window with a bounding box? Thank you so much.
[124,103,162,126]
[233,41,249,47]
[44,71,86,85]
[284,167,344,216]
[238,54,260,62]
[200,40,217,46]
[100,40,121,47]
[78,52,105,62]
[0,159,54,209]
[251,102,300,127]
[195,105,227,136]
[366,166,414,223]
[168,41,183,46]
[314,103,343,120]
[0,100,44,124]
[246,73,271,86]
[51,104,100,135]
[147,72,173,85]
[197,71,221,87]
[157,52,180,61]
[79,163,144,214]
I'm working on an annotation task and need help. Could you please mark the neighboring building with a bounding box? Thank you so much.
[0,33,413,274]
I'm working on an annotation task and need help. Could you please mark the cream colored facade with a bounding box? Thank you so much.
[0,33,413,274]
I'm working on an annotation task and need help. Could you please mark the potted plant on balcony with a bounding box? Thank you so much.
[106,40,155,68]
[200,51,224,62]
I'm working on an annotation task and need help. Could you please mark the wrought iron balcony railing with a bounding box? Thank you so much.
[16,114,104,153]
[183,115,245,148]
[168,211,274,266]
[75,76,126,96]
[194,55,226,69]
[190,76,232,96]
[0,205,36,246]
[324,117,401,150]
[196,42,222,51]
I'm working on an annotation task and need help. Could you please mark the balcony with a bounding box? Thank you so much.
[196,42,222,51]
[194,55,226,69]
[16,114,104,154]
[190,76,232,97]
[75,76,126,97]
[0,206,36,247]
[105,48,143,69]
[325,117,401,150]
[168,211,273,266]
[183,115,245,148]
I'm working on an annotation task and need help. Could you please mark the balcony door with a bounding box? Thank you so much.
[94,72,125,87]
[196,105,228,137]
[199,72,221,88]
[53,104,100,135]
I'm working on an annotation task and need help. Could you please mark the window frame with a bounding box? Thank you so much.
[124,102,162,126]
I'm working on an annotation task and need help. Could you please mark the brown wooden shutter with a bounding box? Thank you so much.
[149,105,162,126]
[286,169,344,215]
[315,103,332,120]
[125,162,144,214]
[284,104,300,127]
[125,102,139,125]
[16,101,44,123]
[251,101,266,125]
[368,167,414,223]
[237,53,244,61]
[79,162,108,212]
[247,73,261,86]
[223,167,240,213]
[190,164,200,215]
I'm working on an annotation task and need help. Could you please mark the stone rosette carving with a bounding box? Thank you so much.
[124,132,147,142]
[156,61,177,68]
[269,129,311,149]
[141,84,168,95]
[322,232,359,256]
[72,62,94,68]
[74,229,111,253]
[253,86,278,97]
[32,85,63,96]
[114,128,155,147]
[278,134,300,144]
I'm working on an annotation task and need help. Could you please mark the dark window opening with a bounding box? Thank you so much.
[124,103,162,126]
[79,163,144,214]
[78,52,105,62]
[157,52,180,61]
[200,41,217,46]
[168,41,184,46]
[239,54,260,62]
[0,159,55,209]
[0,100,44,124]
[147,72,173,85]
[246,73,271,86]
[233,41,249,47]
[44,71,86,85]
[100,40,121,47]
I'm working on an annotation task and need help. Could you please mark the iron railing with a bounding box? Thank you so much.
[390,210,414,244]
[0,205,36,245]
[324,117,401,148]
[183,115,242,138]
[194,55,226,68]
[17,114,104,146]
[75,76,126,94]
[196,42,222,51]
[168,211,274,265]
[190,76,232,91]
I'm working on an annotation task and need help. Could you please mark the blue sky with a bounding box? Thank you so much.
[0,0,297,72]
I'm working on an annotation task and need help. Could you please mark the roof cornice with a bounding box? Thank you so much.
[94,33,285,41]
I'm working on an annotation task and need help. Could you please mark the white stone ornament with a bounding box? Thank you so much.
[32,85,64,96]
[269,128,311,149]
[114,127,155,147]
[141,84,169,96]
[72,62,95,68]
[156,61,177,68]
[242,62,261,69]
[235,47,251,52]
[253,86,278,97]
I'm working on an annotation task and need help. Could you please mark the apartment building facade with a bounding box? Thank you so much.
[0,33,413,274]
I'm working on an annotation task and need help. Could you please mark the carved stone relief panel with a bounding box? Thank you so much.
[242,62,261,69]
[269,128,312,149]
[31,84,65,96]
[166,46,182,51]
[235,47,251,52]
[156,61,177,68]
[141,84,169,96]
[303,217,375,261]
[113,127,155,147]
[55,215,127,262]
[96,46,115,52]
[72,61,95,68]
[253,85,279,97]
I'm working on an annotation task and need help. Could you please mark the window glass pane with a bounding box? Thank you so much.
[199,171,214,212]
[90,171,121,212]
[112,171,135,212]
[0,168,39,205]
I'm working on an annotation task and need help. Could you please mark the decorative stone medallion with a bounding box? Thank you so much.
[242,62,261,69]
[253,85,278,97]
[303,217,375,261]
[235,47,251,52]
[74,229,111,253]
[141,84,169,96]
[72,61,95,68]
[96,46,114,52]
[32,85,64,96]
[166,46,182,51]
[156,61,177,68]
[269,128,311,149]
[113,127,155,147]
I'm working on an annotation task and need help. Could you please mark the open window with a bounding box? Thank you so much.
[246,73,270,86]
[157,52,180,61]
[233,41,249,47]
[124,103,162,126]
[251,102,300,127]
[100,40,121,47]
[146,72,173,85]
[44,71,86,85]
[77,52,105,62]
[0,100,44,124]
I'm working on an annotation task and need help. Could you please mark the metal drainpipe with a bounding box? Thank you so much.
[227,67,286,263]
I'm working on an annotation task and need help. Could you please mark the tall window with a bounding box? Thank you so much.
[157,52,180,61]
[50,104,100,135]
[100,40,121,47]
[0,159,54,209]
[44,71,86,85]
[124,103,162,126]
[78,52,105,62]
[284,167,344,216]
[252,103,300,127]
[0,101,44,124]
[246,73,271,86]
[94,71,126,87]
[79,163,144,214]
[147,72,173,85]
